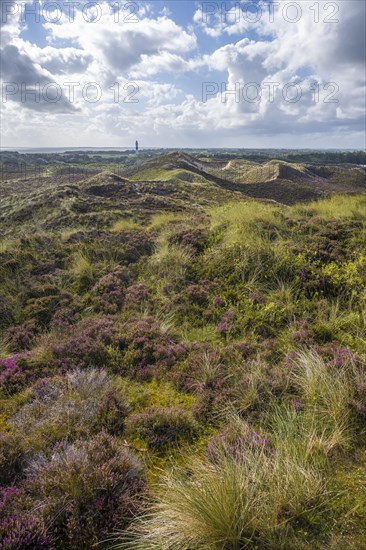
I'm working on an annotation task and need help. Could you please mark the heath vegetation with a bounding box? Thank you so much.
[1,151,366,548]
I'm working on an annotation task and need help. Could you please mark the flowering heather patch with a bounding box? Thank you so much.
[91,266,130,314]
[214,296,225,308]
[120,316,187,380]
[185,284,210,306]
[169,226,208,255]
[0,353,31,395]
[25,433,146,548]
[52,316,120,370]
[124,283,149,309]
[298,220,359,264]
[0,486,48,550]
[4,322,38,352]
[50,296,82,330]
[171,346,250,419]
[288,320,313,345]
[69,315,118,343]
[97,389,129,435]
[127,406,198,450]
[321,344,361,368]
[217,309,236,337]
[169,280,220,323]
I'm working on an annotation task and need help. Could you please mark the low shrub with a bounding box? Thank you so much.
[217,309,236,339]
[170,280,221,325]
[207,421,271,464]
[25,433,146,549]
[50,299,82,331]
[119,317,187,380]
[0,353,32,395]
[0,295,13,329]
[124,283,149,310]
[91,267,130,314]
[176,348,250,420]
[11,369,128,445]
[21,279,74,327]
[52,316,119,370]
[0,486,49,550]
[169,225,208,255]
[4,321,38,352]
[127,406,198,450]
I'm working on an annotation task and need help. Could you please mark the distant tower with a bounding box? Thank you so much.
[135,140,139,153]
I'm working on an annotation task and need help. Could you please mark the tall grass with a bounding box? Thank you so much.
[267,278,300,321]
[148,213,187,231]
[201,201,297,291]
[291,195,366,221]
[154,308,177,334]
[291,350,354,452]
[236,361,267,413]
[314,300,360,342]
[113,347,360,549]
[114,412,326,550]
[180,324,219,343]
[209,201,284,248]
[72,250,96,289]
[111,218,140,232]
[147,237,192,285]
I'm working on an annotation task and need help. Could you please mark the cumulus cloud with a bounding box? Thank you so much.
[44,5,197,77]
[192,0,366,138]
[26,45,93,75]
[0,0,78,112]
[0,0,364,147]
[1,44,77,112]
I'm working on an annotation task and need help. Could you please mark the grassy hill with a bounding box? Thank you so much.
[1,152,366,549]
[1,152,365,239]
[0,158,242,239]
[124,151,366,204]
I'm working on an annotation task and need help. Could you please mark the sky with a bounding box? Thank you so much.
[0,0,365,148]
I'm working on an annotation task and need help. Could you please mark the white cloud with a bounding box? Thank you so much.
[1,0,364,147]
[0,0,77,112]
[19,43,93,75]
[192,0,365,137]
[44,5,197,78]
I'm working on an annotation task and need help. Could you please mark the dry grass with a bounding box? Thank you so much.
[114,412,326,550]
[291,350,354,453]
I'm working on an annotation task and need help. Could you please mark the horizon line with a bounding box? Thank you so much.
[1,147,365,152]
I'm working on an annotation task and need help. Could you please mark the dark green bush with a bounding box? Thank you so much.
[127,406,198,450]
